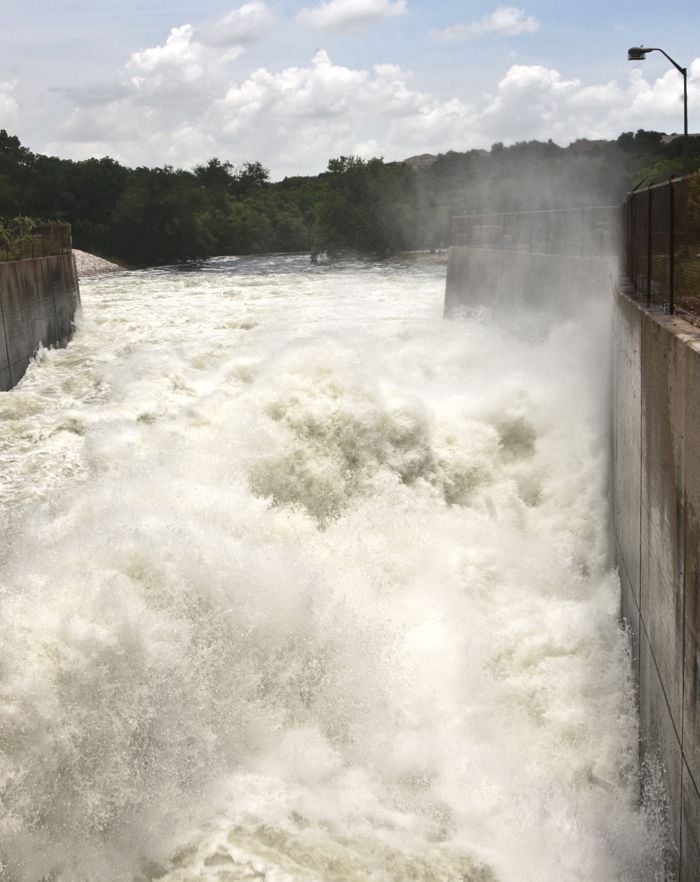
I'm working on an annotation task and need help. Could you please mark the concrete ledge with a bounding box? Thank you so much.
[0,253,80,390]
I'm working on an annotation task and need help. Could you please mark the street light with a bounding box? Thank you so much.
[628,46,688,157]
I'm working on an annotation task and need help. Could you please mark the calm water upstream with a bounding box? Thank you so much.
[0,255,662,880]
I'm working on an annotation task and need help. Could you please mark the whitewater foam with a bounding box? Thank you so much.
[0,255,661,880]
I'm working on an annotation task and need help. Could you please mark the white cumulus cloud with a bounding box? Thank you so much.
[196,2,277,48]
[41,17,700,180]
[297,0,406,33]
[125,2,276,89]
[127,24,206,87]
[478,62,700,143]
[0,81,18,119]
[433,6,540,43]
[207,50,476,171]
[479,64,579,140]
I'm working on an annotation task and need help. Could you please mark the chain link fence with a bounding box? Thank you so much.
[625,172,700,319]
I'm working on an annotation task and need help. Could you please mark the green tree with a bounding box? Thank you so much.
[109,168,215,266]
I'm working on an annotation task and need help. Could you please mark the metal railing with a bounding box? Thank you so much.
[0,221,72,263]
[451,205,620,258]
[624,172,700,318]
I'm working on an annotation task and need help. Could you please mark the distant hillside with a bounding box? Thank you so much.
[402,154,437,170]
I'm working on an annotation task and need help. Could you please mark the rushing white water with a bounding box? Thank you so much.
[0,255,662,881]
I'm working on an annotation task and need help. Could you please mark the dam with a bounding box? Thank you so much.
[0,183,696,878]
[0,223,80,391]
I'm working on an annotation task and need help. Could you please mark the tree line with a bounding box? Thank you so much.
[0,128,698,267]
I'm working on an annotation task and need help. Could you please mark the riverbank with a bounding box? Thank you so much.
[72,249,123,278]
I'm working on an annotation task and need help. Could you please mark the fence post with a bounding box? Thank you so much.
[669,180,675,315]
[626,198,632,283]
[646,186,653,307]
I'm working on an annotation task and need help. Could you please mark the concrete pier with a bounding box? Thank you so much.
[444,246,616,318]
[0,253,80,390]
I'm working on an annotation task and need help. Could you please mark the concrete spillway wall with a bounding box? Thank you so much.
[613,284,700,879]
[444,246,616,319]
[0,253,80,391]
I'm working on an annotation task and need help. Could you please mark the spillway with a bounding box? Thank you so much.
[0,255,663,880]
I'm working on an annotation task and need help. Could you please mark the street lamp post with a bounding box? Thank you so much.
[628,46,688,159]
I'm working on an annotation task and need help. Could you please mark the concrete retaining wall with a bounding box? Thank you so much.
[444,246,617,318]
[0,253,80,391]
[613,283,700,880]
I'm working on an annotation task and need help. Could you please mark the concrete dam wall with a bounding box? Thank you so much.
[0,253,80,391]
[613,284,700,879]
[444,246,616,319]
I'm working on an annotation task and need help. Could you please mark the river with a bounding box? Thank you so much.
[0,255,662,880]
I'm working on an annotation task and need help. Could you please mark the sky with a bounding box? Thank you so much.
[1,0,699,179]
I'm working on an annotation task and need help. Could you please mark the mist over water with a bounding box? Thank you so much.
[0,255,662,881]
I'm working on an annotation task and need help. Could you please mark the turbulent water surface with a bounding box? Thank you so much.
[0,255,662,881]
